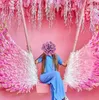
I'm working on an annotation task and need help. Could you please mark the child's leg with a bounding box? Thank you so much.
[40,71,67,100]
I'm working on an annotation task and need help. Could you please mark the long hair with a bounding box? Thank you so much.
[41,53,59,74]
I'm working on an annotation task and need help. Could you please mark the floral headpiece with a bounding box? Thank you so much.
[41,41,56,55]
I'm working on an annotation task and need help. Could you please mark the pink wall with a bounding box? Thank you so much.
[9,16,91,61]
[0,16,98,100]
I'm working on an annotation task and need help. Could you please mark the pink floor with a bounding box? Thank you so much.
[0,87,99,100]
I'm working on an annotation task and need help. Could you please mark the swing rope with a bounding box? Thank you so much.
[72,0,87,52]
[65,0,87,65]
[19,0,31,52]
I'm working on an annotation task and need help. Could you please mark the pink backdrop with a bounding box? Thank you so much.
[0,16,99,100]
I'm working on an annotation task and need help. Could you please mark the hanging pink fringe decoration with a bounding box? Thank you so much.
[0,0,98,28]
[0,28,38,93]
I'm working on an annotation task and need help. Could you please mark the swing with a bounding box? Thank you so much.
[19,0,88,93]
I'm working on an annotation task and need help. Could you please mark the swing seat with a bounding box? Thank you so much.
[36,81,67,93]
[36,82,50,93]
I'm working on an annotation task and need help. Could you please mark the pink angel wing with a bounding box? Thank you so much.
[64,33,99,91]
[0,29,38,93]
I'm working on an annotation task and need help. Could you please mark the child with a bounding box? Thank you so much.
[35,41,68,100]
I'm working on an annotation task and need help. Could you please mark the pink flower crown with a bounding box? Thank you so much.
[41,41,56,55]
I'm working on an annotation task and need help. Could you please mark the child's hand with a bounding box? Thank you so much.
[62,62,67,67]
[64,59,69,67]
